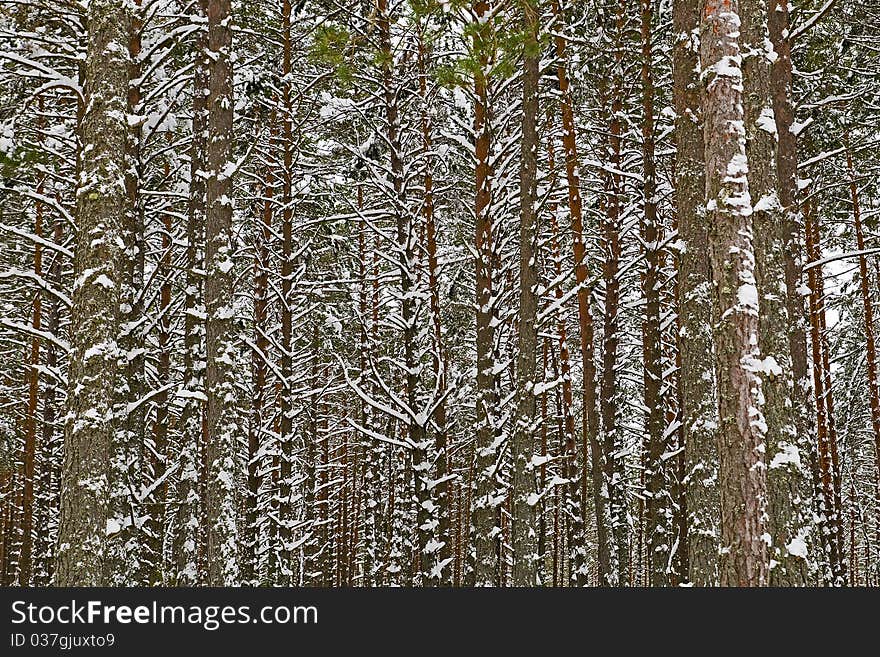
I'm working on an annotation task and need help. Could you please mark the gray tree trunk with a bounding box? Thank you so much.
[701,0,769,587]
[741,0,811,586]
[675,0,718,587]
[54,0,128,586]
[641,0,673,586]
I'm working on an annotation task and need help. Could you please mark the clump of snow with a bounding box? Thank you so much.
[756,108,777,136]
[0,121,14,155]
[726,153,749,179]
[753,192,780,213]
[529,454,554,469]
[786,536,808,559]
[737,283,759,310]
[318,92,357,123]
[669,239,687,254]
[791,117,813,137]
[770,443,802,470]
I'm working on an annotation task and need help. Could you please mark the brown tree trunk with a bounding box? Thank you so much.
[204,0,240,586]
[471,0,500,587]
[172,0,208,585]
[109,0,146,583]
[376,0,430,585]
[417,23,451,585]
[247,159,273,583]
[147,138,172,585]
[18,174,43,586]
[742,0,810,586]
[549,207,581,587]
[511,0,540,587]
[768,0,815,588]
[804,200,842,583]
[668,208,689,584]
[599,0,629,586]
[34,212,64,585]
[640,0,671,587]
[303,325,320,584]
[848,141,880,588]
[278,0,294,583]
[550,0,604,585]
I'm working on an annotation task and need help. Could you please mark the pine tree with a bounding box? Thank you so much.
[203,0,241,586]
[54,0,129,586]
[701,0,768,587]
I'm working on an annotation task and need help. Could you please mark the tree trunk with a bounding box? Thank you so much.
[848,141,880,588]
[376,0,430,585]
[549,206,581,588]
[172,0,208,585]
[278,0,294,583]
[471,0,500,587]
[417,22,451,585]
[742,0,810,587]
[599,0,629,585]
[18,173,43,586]
[701,0,768,587]
[767,0,815,587]
[247,159,273,584]
[54,0,128,586]
[108,0,145,584]
[204,0,240,586]
[34,212,63,585]
[804,200,842,583]
[550,0,604,586]
[511,0,540,586]
[148,135,172,585]
[640,0,671,587]
[675,0,717,587]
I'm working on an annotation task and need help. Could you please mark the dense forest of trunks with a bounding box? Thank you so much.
[1,0,879,586]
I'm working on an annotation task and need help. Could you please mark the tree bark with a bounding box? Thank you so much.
[54,0,128,586]
[742,0,810,586]
[417,22,451,585]
[204,0,240,586]
[640,0,672,587]
[550,0,604,586]
[804,200,842,583]
[148,134,172,585]
[675,0,718,587]
[767,0,815,587]
[18,172,43,586]
[172,0,209,585]
[471,0,500,587]
[278,0,294,584]
[107,0,146,584]
[848,141,880,588]
[247,157,273,584]
[599,0,629,586]
[34,211,63,585]
[701,0,768,587]
[511,0,540,586]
